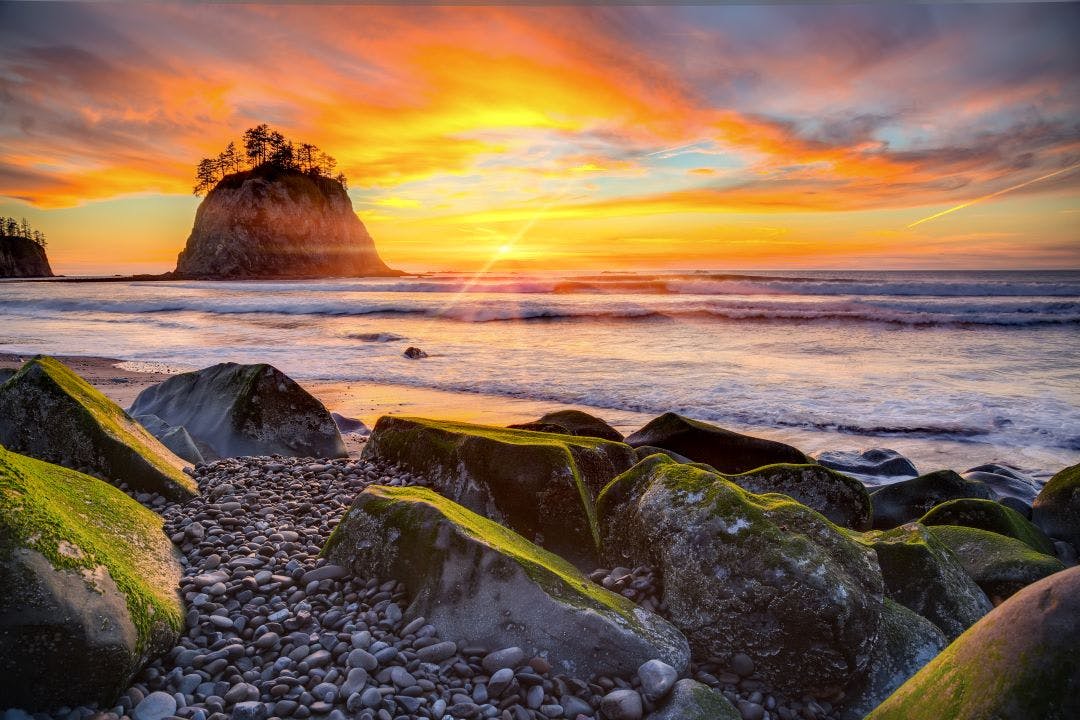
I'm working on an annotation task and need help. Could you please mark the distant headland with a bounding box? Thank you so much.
[0,216,53,278]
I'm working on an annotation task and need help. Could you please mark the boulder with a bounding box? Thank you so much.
[929,525,1064,604]
[129,362,346,460]
[508,410,623,442]
[853,523,991,641]
[360,416,637,561]
[866,566,1080,720]
[1032,463,1080,548]
[597,454,884,696]
[0,356,196,501]
[0,446,184,710]
[869,470,993,529]
[331,412,370,436]
[837,599,947,720]
[322,484,690,677]
[633,446,696,464]
[174,167,397,279]
[725,463,873,530]
[920,498,1055,555]
[134,414,204,465]
[812,448,919,487]
[624,413,808,474]
[645,679,740,720]
[961,463,1042,505]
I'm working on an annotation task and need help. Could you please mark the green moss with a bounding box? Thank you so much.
[356,484,645,625]
[929,525,1063,601]
[7,356,196,495]
[0,445,183,654]
[920,498,1054,554]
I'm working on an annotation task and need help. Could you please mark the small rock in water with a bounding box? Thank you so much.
[402,346,428,359]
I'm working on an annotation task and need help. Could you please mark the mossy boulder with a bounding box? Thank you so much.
[129,362,345,460]
[646,679,741,720]
[866,566,1080,720]
[624,413,808,474]
[0,357,196,501]
[725,463,873,530]
[0,446,184,711]
[508,409,623,442]
[360,416,637,561]
[633,445,696,464]
[929,525,1064,604]
[853,523,991,641]
[837,599,947,720]
[869,470,992,530]
[322,484,689,677]
[1032,463,1080,548]
[597,454,884,697]
[921,498,1055,555]
[813,448,919,487]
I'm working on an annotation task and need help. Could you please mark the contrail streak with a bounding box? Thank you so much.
[908,163,1079,229]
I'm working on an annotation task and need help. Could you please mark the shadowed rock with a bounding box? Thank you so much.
[509,410,624,442]
[0,356,196,500]
[1033,463,1080,549]
[323,484,690,678]
[929,525,1064,604]
[920,498,1055,555]
[870,470,993,529]
[129,362,346,460]
[0,235,53,278]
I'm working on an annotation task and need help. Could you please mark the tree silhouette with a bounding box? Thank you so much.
[195,125,345,196]
[1,216,48,246]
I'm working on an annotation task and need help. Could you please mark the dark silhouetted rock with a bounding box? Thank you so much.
[1033,463,1080,548]
[961,463,1042,505]
[624,413,808,474]
[129,362,345,460]
[870,470,993,529]
[509,410,623,442]
[812,448,918,487]
[0,235,53,278]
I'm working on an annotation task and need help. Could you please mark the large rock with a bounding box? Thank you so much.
[726,463,873,530]
[929,525,1064,604]
[322,484,689,678]
[0,235,53,278]
[360,416,636,561]
[838,599,947,720]
[174,167,397,279]
[853,523,991,641]
[1032,463,1080,548]
[961,463,1042,505]
[0,357,196,501]
[813,448,919,487]
[597,454,884,696]
[129,362,346,460]
[624,413,808,474]
[646,679,740,720]
[869,470,993,529]
[920,498,1055,555]
[0,446,184,711]
[508,409,623,442]
[866,566,1080,720]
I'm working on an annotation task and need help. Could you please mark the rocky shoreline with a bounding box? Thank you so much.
[2,356,1078,720]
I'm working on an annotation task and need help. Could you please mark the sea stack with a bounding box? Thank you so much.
[174,166,397,279]
[0,234,53,278]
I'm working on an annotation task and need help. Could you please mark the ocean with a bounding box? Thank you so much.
[2,269,1078,475]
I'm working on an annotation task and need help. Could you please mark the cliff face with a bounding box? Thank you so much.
[0,236,54,278]
[175,169,398,279]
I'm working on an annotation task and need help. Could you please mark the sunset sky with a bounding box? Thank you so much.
[1,2,1078,274]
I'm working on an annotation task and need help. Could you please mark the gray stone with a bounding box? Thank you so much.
[482,647,526,674]
[129,362,346,460]
[416,640,457,663]
[812,449,918,487]
[133,693,177,720]
[637,659,678,701]
[645,680,740,720]
[600,689,643,720]
[229,702,267,720]
[870,470,994,529]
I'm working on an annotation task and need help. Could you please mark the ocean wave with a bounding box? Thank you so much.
[5,295,1079,327]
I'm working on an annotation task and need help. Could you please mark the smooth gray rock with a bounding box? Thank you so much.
[133,692,177,720]
[600,689,643,720]
[482,647,526,673]
[646,680,740,720]
[324,484,690,678]
[813,448,918,487]
[962,463,1043,505]
[637,659,678,701]
[135,414,205,465]
[129,362,346,459]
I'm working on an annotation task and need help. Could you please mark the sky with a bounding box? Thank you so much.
[0,2,1078,275]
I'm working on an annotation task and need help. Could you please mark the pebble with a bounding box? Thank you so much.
[132,693,176,720]
[600,689,643,720]
[731,653,756,678]
[482,646,526,673]
[638,658,678,701]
